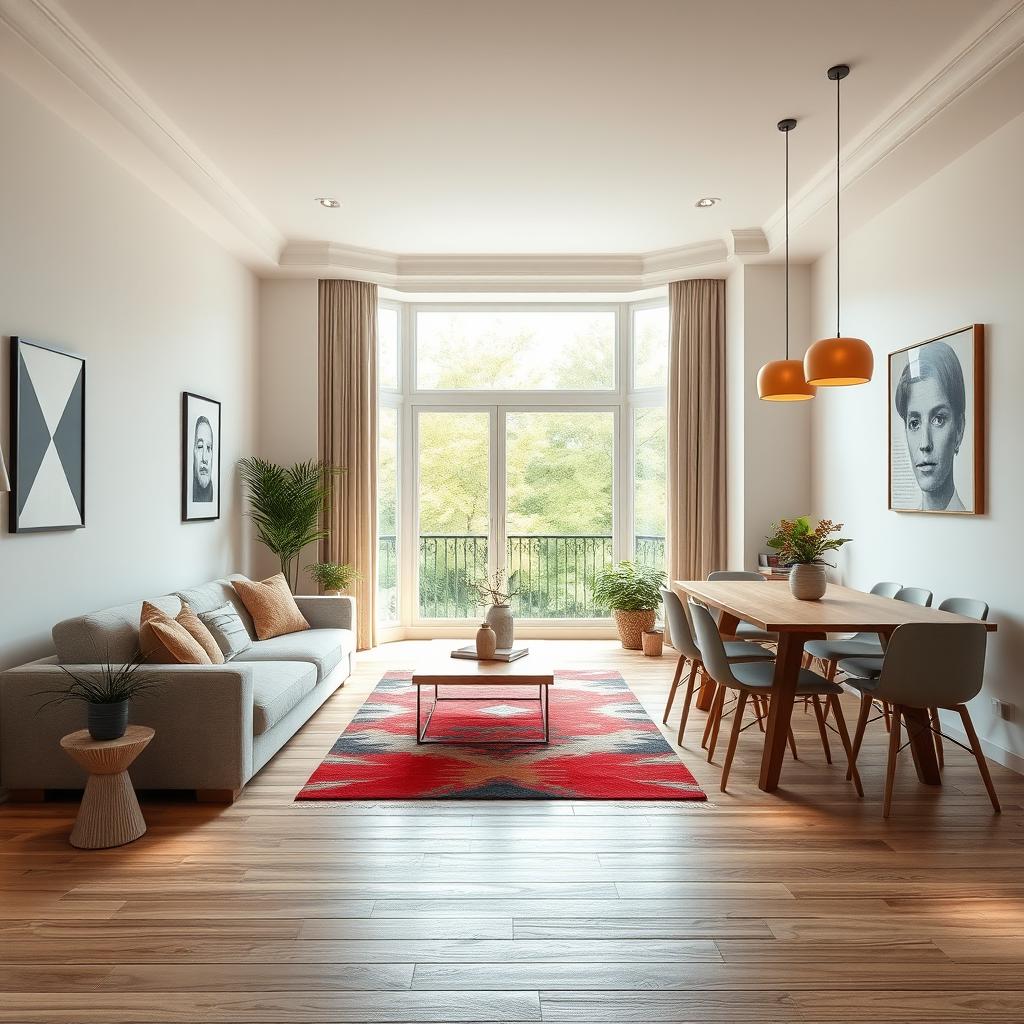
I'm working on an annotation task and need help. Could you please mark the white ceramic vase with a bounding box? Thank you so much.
[485,604,514,649]
[789,563,827,601]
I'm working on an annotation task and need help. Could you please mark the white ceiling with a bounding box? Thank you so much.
[46,0,1012,258]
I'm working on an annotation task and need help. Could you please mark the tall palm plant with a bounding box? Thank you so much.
[238,458,341,592]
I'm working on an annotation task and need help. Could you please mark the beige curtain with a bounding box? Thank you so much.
[667,279,727,585]
[319,279,377,650]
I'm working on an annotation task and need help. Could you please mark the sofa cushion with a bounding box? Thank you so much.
[250,661,318,735]
[176,575,256,640]
[234,628,353,682]
[232,574,310,641]
[199,602,253,660]
[53,595,182,665]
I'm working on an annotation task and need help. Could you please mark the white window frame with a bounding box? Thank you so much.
[377,298,667,628]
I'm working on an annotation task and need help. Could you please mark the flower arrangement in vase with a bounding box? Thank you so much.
[765,517,851,601]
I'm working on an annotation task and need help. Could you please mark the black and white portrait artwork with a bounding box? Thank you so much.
[182,391,221,521]
[889,325,984,515]
[9,338,86,533]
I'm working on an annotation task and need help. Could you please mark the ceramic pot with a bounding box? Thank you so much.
[485,604,514,649]
[613,609,657,650]
[641,629,664,657]
[475,621,497,660]
[322,588,342,597]
[789,563,827,601]
[88,700,129,741]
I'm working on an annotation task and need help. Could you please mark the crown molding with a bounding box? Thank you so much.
[279,239,730,291]
[0,0,284,266]
[3,0,1022,279]
[763,0,1024,251]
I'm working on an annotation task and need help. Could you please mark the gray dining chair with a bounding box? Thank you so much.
[707,571,778,643]
[840,622,997,817]
[839,596,990,770]
[803,581,905,677]
[687,599,863,795]
[660,588,773,745]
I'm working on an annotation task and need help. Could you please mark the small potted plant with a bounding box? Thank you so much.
[36,652,162,741]
[593,561,667,650]
[473,568,520,649]
[766,516,851,601]
[306,561,361,596]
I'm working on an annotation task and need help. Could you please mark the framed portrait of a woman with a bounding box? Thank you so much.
[888,325,984,515]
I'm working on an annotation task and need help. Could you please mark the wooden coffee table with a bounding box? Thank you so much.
[412,641,555,744]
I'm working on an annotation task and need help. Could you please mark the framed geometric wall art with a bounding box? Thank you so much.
[181,391,221,522]
[888,324,985,515]
[9,337,86,533]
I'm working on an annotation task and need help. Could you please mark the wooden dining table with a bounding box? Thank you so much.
[673,580,998,793]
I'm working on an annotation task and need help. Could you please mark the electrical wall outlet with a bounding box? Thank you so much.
[991,698,1015,721]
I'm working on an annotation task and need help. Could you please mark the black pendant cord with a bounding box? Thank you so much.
[835,69,841,339]
[785,125,790,360]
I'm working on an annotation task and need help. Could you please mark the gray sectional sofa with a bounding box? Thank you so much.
[0,574,355,801]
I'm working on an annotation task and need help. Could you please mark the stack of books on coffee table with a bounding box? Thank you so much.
[450,646,529,663]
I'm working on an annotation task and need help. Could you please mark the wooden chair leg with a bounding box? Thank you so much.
[752,695,765,733]
[662,655,687,723]
[701,677,719,749]
[883,705,902,819]
[929,707,944,769]
[848,692,873,781]
[957,705,1000,813]
[787,725,798,761]
[707,684,727,763]
[881,700,892,731]
[811,696,832,764]
[676,660,701,745]
[829,694,864,798]
[721,691,749,792]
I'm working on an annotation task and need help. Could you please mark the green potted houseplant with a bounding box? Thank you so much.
[36,653,162,741]
[593,561,667,650]
[306,561,361,596]
[238,458,342,592]
[766,516,852,601]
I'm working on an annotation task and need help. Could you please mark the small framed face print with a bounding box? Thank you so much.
[181,391,221,522]
[888,325,984,515]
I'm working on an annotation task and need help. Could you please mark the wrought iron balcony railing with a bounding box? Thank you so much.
[377,533,666,620]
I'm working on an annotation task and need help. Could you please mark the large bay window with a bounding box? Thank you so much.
[377,300,668,627]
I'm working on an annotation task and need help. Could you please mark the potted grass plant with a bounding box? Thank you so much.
[35,652,162,741]
[593,561,667,650]
[766,516,852,600]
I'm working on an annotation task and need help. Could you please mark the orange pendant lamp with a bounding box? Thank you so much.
[804,64,873,387]
[757,118,815,401]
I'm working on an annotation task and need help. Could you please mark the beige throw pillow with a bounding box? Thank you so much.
[140,600,224,665]
[231,573,310,641]
[148,619,214,666]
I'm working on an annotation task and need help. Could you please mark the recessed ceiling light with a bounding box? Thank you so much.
[695,197,720,208]
[316,197,341,208]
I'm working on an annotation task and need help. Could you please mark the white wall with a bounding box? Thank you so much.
[727,264,813,570]
[810,111,1024,769]
[255,278,319,586]
[0,76,258,669]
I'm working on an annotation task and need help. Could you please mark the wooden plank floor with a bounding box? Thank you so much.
[2,639,1023,1022]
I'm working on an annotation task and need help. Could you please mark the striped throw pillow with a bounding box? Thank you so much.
[199,602,253,660]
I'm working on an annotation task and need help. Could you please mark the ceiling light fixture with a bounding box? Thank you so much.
[316,197,341,208]
[803,64,873,387]
[694,197,720,208]
[757,118,815,402]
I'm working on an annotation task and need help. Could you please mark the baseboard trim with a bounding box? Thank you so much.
[941,720,1024,777]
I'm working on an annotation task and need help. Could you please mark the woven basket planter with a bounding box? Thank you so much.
[641,629,664,657]
[613,609,657,650]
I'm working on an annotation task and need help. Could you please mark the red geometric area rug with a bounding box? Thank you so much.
[296,669,706,801]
